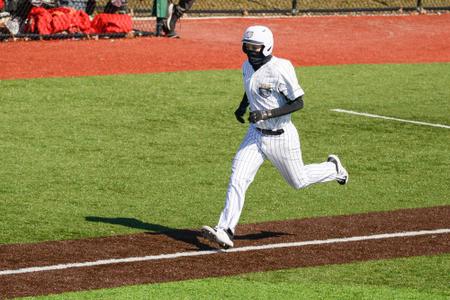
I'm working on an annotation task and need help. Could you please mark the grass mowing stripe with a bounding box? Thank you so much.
[331,109,450,129]
[2,228,449,276]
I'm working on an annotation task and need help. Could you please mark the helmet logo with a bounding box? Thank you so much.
[244,31,254,39]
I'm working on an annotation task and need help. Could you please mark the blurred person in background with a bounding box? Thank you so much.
[163,0,195,38]
[154,0,195,38]
[1,0,56,34]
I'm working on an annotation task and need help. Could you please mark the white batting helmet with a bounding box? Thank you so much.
[242,25,274,56]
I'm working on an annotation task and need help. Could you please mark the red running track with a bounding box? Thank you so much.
[0,14,449,80]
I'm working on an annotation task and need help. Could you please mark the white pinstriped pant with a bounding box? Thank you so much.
[217,122,337,233]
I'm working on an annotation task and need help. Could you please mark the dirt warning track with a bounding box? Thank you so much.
[1,14,450,80]
[1,206,449,298]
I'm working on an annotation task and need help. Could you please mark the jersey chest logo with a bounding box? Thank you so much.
[258,83,273,98]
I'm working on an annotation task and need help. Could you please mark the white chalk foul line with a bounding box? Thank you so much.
[331,109,450,129]
[1,228,449,276]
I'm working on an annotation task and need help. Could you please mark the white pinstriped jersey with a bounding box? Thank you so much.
[242,56,305,130]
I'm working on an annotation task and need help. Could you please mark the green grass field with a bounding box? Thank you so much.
[1,62,449,299]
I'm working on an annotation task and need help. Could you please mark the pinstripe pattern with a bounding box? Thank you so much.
[217,56,338,233]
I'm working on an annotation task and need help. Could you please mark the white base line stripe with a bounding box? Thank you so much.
[1,228,449,276]
[331,109,450,129]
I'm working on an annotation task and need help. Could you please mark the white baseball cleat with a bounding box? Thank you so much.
[201,225,234,249]
[327,154,349,185]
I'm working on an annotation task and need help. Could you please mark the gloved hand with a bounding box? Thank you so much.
[234,107,246,123]
[249,110,270,123]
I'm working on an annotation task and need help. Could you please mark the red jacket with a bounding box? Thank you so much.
[91,13,132,33]
[27,7,93,34]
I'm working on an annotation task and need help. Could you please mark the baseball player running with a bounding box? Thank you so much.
[202,25,349,249]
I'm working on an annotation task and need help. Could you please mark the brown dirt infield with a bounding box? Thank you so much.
[1,206,449,298]
[0,14,450,80]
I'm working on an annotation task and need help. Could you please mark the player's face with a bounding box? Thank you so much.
[243,43,263,52]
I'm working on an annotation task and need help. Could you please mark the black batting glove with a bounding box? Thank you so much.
[249,110,271,123]
[234,107,246,123]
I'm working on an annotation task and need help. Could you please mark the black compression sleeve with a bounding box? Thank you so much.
[267,96,304,119]
[237,93,249,111]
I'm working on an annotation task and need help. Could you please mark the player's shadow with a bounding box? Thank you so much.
[85,216,291,249]
[85,216,213,250]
